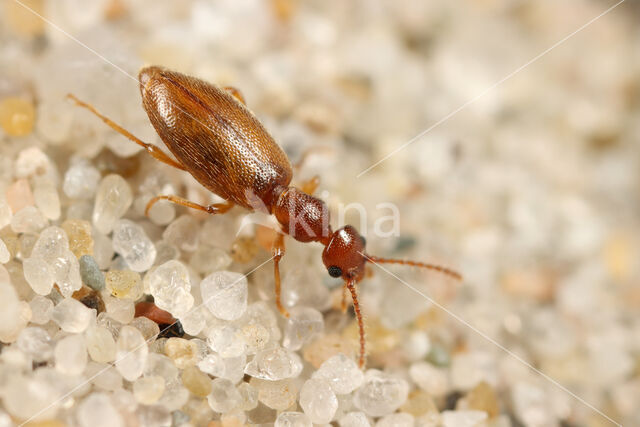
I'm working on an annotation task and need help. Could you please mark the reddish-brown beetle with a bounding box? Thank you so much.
[69,66,461,367]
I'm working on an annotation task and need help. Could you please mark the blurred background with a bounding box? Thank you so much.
[1,0,639,426]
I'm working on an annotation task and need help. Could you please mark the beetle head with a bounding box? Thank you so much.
[322,225,367,281]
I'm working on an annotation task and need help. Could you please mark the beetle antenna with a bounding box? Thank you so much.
[364,254,462,281]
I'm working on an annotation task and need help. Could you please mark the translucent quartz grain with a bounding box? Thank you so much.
[299,378,338,424]
[0,238,10,263]
[240,322,270,355]
[36,99,73,145]
[303,333,355,368]
[275,412,312,427]
[377,413,415,426]
[181,366,212,397]
[135,402,173,426]
[206,323,246,358]
[2,0,45,37]
[105,270,143,300]
[402,330,431,362]
[198,351,247,383]
[339,412,371,427]
[111,219,156,272]
[353,370,409,417]
[133,375,165,404]
[178,305,207,336]
[115,325,148,381]
[152,240,180,266]
[0,197,11,229]
[54,334,88,375]
[450,352,495,392]
[409,361,450,397]
[92,174,133,235]
[63,160,101,199]
[85,325,117,363]
[91,231,113,271]
[15,147,51,179]
[201,270,248,321]
[18,231,38,258]
[0,96,35,136]
[164,337,199,369]
[79,255,105,291]
[5,178,34,214]
[146,197,176,226]
[312,353,364,394]
[230,236,259,263]
[77,393,124,427]
[62,219,94,258]
[237,382,259,411]
[16,326,53,362]
[29,295,54,324]
[283,306,324,350]
[30,226,81,297]
[0,233,17,262]
[158,381,190,412]
[189,244,231,275]
[244,346,303,380]
[207,378,243,413]
[467,381,500,417]
[103,293,135,324]
[143,260,193,317]
[3,374,60,421]
[34,179,61,220]
[400,390,438,417]
[440,410,488,427]
[130,316,160,341]
[86,362,123,391]
[0,280,30,343]
[171,410,190,427]
[51,298,93,333]
[162,214,200,251]
[250,377,298,411]
[281,267,331,312]
[10,205,47,233]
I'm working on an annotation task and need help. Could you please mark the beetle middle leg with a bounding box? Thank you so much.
[145,195,234,216]
[272,232,290,318]
[67,94,186,171]
[224,86,246,105]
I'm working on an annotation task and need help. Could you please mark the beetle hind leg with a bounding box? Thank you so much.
[145,195,234,217]
[67,94,186,171]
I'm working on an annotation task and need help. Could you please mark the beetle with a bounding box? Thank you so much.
[69,66,461,367]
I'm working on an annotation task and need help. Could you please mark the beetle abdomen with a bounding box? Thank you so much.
[139,66,292,210]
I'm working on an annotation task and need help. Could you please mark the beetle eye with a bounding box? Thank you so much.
[327,266,342,278]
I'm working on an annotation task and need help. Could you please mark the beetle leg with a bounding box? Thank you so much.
[67,94,186,171]
[224,86,246,105]
[346,279,366,368]
[299,175,320,195]
[145,195,234,217]
[272,232,290,318]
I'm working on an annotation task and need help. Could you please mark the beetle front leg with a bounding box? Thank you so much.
[272,232,290,318]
